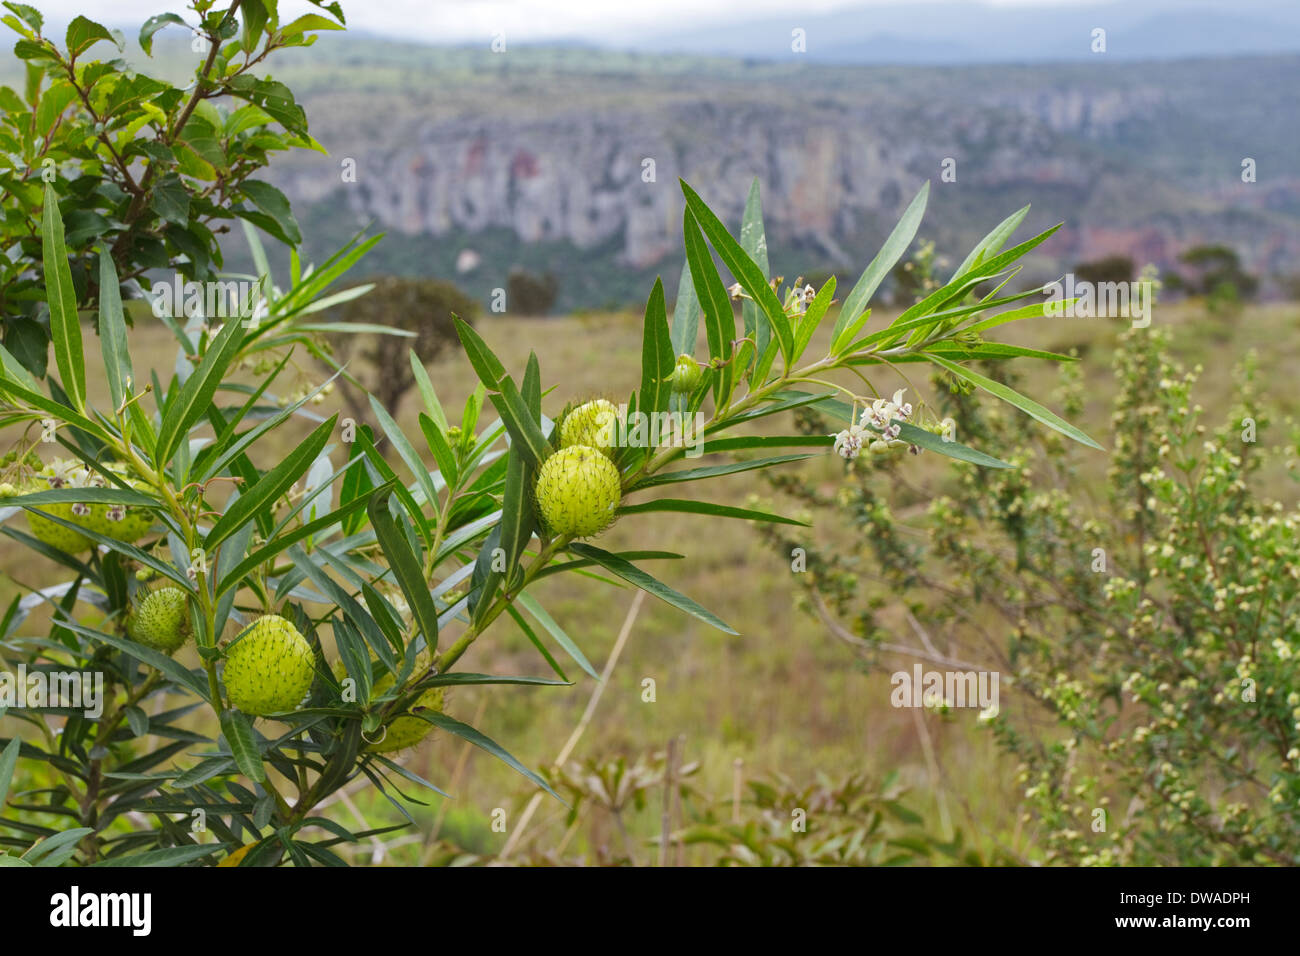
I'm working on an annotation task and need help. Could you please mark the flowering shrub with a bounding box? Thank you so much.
[759,317,1299,865]
[0,2,1096,866]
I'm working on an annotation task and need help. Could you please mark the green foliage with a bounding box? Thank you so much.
[758,323,1298,865]
[0,1,345,372]
[0,8,1093,861]
[1165,244,1258,313]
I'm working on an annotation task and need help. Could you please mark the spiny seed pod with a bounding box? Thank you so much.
[19,459,155,552]
[222,615,316,717]
[26,502,95,553]
[560,399,618,454]
[670,354,702,394]
[331,655,446,752]
[370,684,445,753]
[534,445,622,538]
[127,586,192,654]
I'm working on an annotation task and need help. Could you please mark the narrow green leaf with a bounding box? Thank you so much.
[950,203,1030,281]
[219,710,265,783]
[618,498,808,526]
[739,178,771,361]
[0,737,20,807]
[414,710,564,803]
[91,844,220,867]
[792,275,836,363]
[205,414,336,550]
[155,317,244,469]
[682,207,732,404]
[96,246,131,412]
[453,317,506,390]
[515,591,600,681]
[670,258,699,358]
[369,395,438,514]
[926,354,1103,450]
[368,491,440,651]
[568,543,737,634]
[488,378,550,471]
[632,454,812,490]
[410,350,448,433]
[833,181,929,349]
[639,277,673,416]
[681,180,793,363]
[41,184,84,410]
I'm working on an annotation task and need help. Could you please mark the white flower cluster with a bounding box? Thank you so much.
[832,389,916,460]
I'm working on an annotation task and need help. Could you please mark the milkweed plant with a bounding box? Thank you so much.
[0,0,1098,866]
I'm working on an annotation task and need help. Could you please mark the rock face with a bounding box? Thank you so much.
[265,50,1300,303]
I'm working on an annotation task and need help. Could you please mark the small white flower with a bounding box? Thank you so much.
[832,423,867,459]
[862,388,912,434]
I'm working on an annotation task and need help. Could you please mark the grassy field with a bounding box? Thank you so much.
[3,295,1296,863]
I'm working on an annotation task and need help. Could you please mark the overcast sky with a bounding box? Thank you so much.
[30,0,1107,45]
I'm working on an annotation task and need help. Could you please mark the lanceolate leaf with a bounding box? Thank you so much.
[515,591,600,680]
[739,178,771,361]
[219,710,266,783]
[639,277,674,416]
[618,498,809,526]
[369,395,438,512]
[670,258,699,358]
[155,316,245,469]
[97,246,132,412]
[368,491,440,651]
[413,710,564,803]
[569,543,737,634]
[925,353,1103,450]
[41,185,85,410]
[488,378,550,470]
[833,180,929,351]
[454,316,507,390]
[792,275,836,363]
[682,207,733,404]
[206,414,337,550]
[631,454,813,490]
[681,180,793,363]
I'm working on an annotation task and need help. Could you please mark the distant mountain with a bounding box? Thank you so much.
[638,1,1300,64]
[236,42,1300,312]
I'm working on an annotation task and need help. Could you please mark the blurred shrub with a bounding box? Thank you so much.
[1073,254,1134,287]
[757,323,1299,865]
[332,276,477,416]
[507,268,559,315]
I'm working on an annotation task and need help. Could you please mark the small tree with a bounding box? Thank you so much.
[330,275,478,424]
[507,268,558,315]
[1073,254,1134,288]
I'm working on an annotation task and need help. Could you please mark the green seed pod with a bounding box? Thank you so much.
[222,614,316,717]
[127,586,192,654]
[670,354,702,394]
[331,654,446,752]
[534,445,622,538]
[559,399,619,454]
